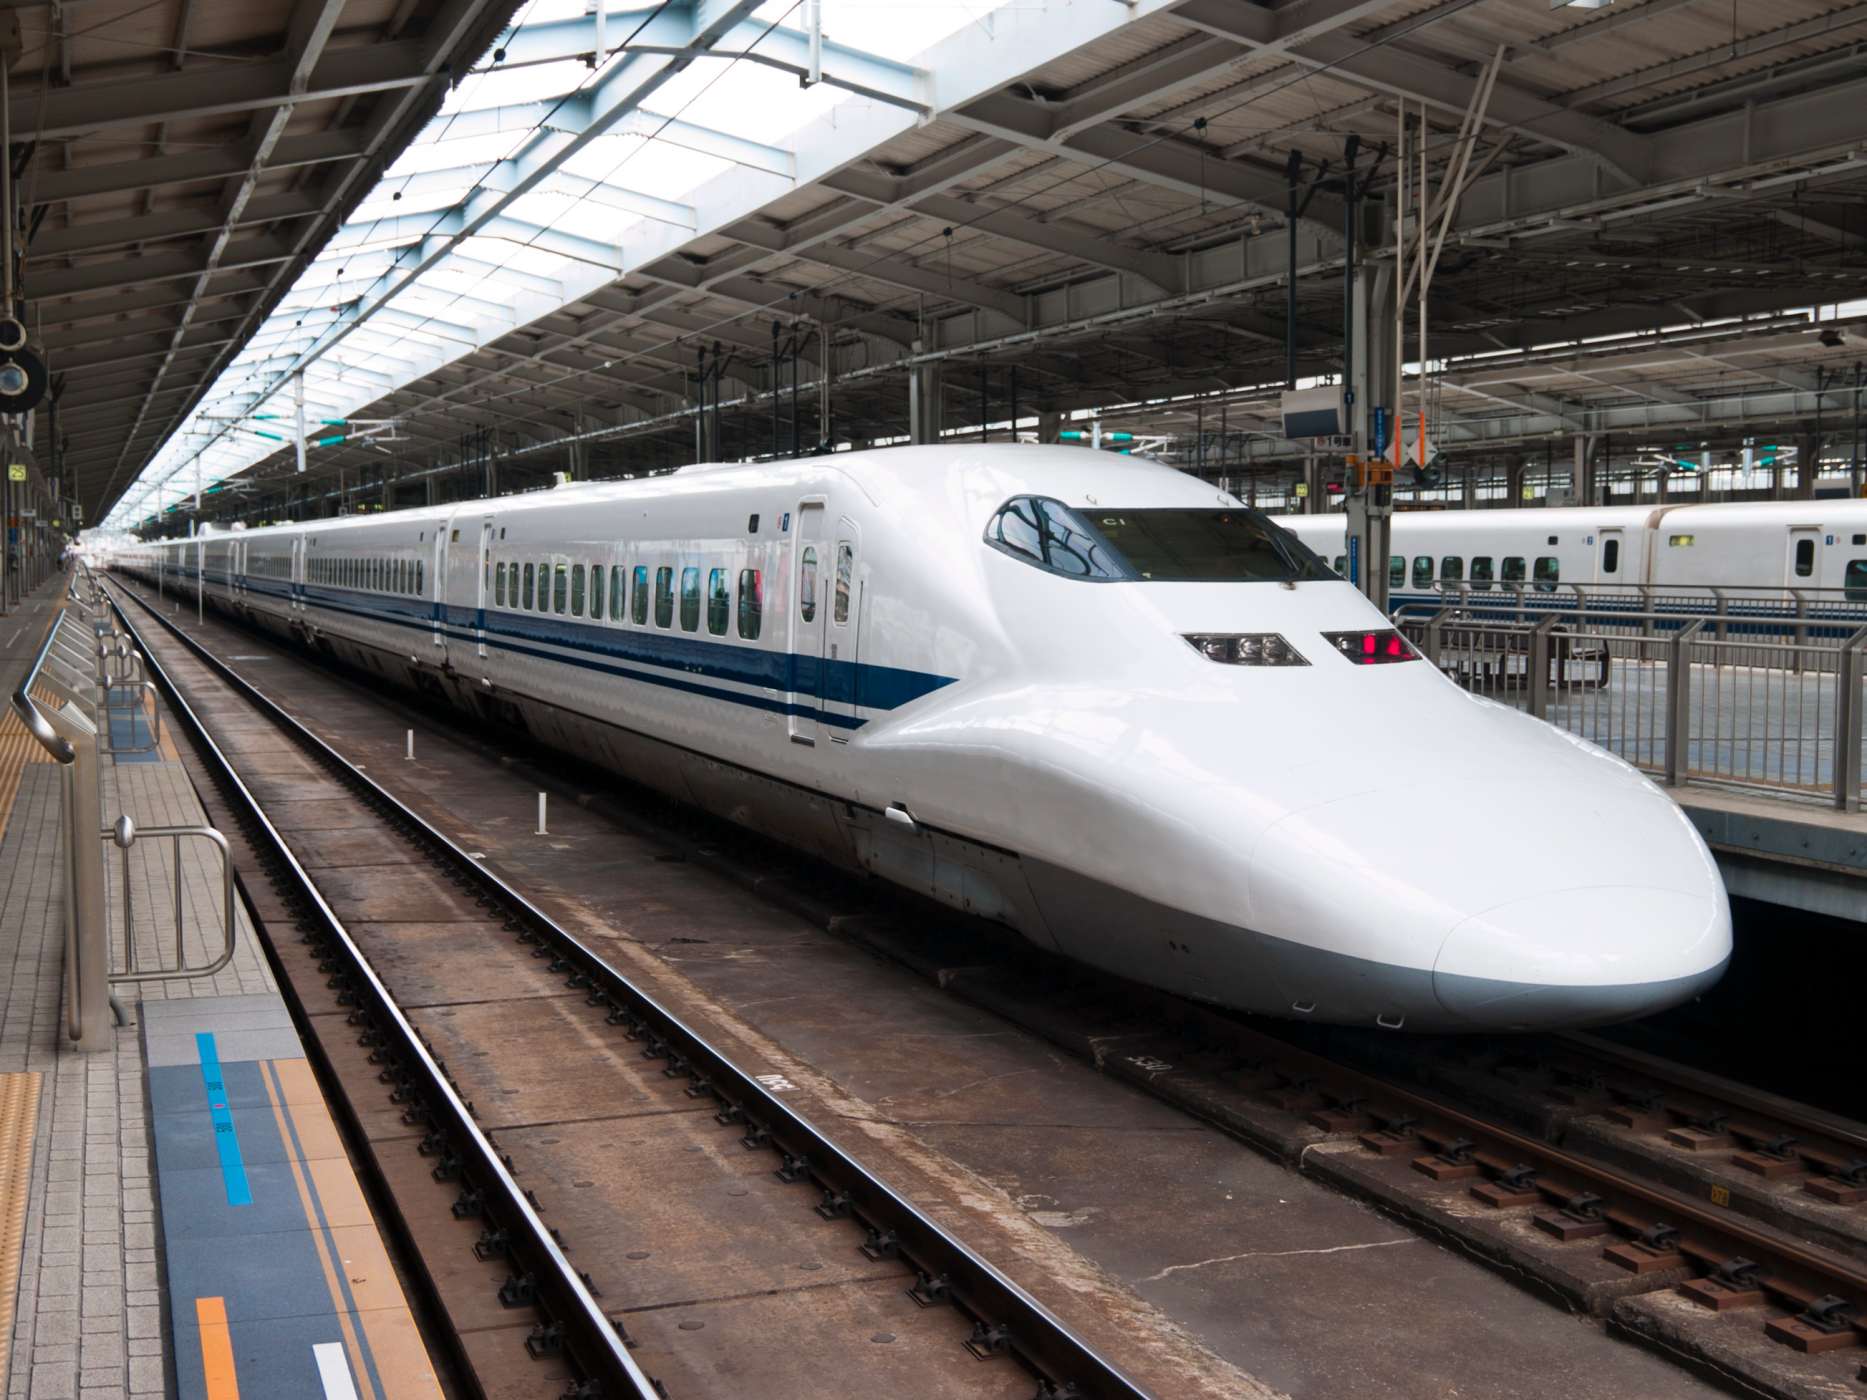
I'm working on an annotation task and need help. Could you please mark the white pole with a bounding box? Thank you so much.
[294,372,307,474]
[536,792,547,835]
[405,729,414,761]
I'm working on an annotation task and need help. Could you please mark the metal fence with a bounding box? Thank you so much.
[1400,603,1867,810]
[11,567,236,1050]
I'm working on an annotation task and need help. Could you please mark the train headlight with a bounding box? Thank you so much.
[1183,633,1308,666]
[1321,629,1418,664]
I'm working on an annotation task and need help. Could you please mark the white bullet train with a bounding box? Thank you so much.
[110,446,1731,1031]
[1279,498,1867,608]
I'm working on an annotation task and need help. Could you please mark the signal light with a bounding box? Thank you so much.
[1322,629,1417,665]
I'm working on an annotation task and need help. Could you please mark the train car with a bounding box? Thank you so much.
[109,446,1731,1032]
[1281,498,1867,608]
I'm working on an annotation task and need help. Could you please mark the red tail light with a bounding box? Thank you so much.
[1323,629,1418,665]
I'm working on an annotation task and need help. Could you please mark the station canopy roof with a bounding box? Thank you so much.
[108,0,1010,527]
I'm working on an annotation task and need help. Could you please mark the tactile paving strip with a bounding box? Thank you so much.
[0,689,59,833]
[0,1071,43,1388]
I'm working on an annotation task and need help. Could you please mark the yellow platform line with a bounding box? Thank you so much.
[0,1072,43,1388]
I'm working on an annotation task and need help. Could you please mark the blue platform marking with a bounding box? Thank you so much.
[196,1033,253,1207]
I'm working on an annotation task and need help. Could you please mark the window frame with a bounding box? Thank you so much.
[706,567,729,636]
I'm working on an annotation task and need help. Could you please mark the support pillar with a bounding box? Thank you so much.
[908,357,942,445]
[1797,433,1821,499]
[1037,412,1062,445]
[1344,259,1395,607]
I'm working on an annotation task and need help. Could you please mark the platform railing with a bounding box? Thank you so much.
[105,814,236,986]
[11,600,236,1052]
[1400,605,1867,811]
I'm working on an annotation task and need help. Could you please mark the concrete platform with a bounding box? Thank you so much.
[0,592,441,1400]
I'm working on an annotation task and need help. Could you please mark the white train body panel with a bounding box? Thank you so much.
[1281,498,1867,601]
[111,447,1731,1031]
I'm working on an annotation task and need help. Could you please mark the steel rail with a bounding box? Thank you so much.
[1558,1030,1867,1158]
[107,580,1148,1400]
[1225,1020,1867,1309]
[105,589,662,1400]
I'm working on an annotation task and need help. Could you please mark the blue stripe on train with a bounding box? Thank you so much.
[196,575,956,724]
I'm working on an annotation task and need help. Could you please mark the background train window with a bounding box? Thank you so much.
[1855,535,1866,546]
[800,547,818,621]
[1848,560,1867,602]
[523,562,535,609]
[737,570,762,640]
[1470,556,1494,589]
[610,566,623,621]
[706,568,729,635]
[633,566,649,625]
[1388,555,1404,590]
[590,565,603,620]
[1602,539,1620,574]
[1440,556,1462,582]
[553,563,568,614]
[1501,556,1526,584]
[1533,557,1559,591]
[1411,555,1433,588]
[1795,539,1815,577]
[1332,555,1344,575]
[655,567,674,627]
[571,564,586,616]
[495,563,506,607]
[680,567,701,631]
[835,544,853,623]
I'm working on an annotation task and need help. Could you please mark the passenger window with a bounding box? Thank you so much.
[1440,556,1462,583]
[654,566,673,627]
[737,570,762,640]
[1848,560,1867,602]
[571,564,585,617]
[610,566,623,621]
[1388,555,1404,590]
[1602,539,1620,575]
[1332,555,1345,575]
[523,562,535,609]
[1795,539,1815,578]
[1471,556,1494,590]
[553,563,567,614]
[800,547,818,622]
[1501,556,1526,584]
[834,543,853,623]
[1412,555,1433,588]
[496,563,506,607]
[416,561,423,593]
[706,568,729,635]
[680,566,700,631]
[589,565,602,620]
[1533,556,1559,592]
[633,566,649,625]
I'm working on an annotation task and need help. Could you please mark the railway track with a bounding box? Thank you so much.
[111,574,1865,1398]
[107,582,1147,1400]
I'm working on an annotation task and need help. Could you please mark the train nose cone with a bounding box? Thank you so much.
[1432,886,1731,1030]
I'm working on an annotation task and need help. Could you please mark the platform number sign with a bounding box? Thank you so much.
[5,464,22,482]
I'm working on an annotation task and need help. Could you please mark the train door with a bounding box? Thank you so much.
[1595,528,1624,585]
[823,522,861,733]
[1785,527,1821,593]
[475,515,494,659]
[431,523,451,663]
[787,501,827,747]
[291,536,305,614]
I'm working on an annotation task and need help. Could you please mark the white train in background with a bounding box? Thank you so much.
[1280,498,1867,609]
[108,446,1730,1032]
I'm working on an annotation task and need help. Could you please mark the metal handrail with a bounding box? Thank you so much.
[12,611,75,763]
[106,816,237,984]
